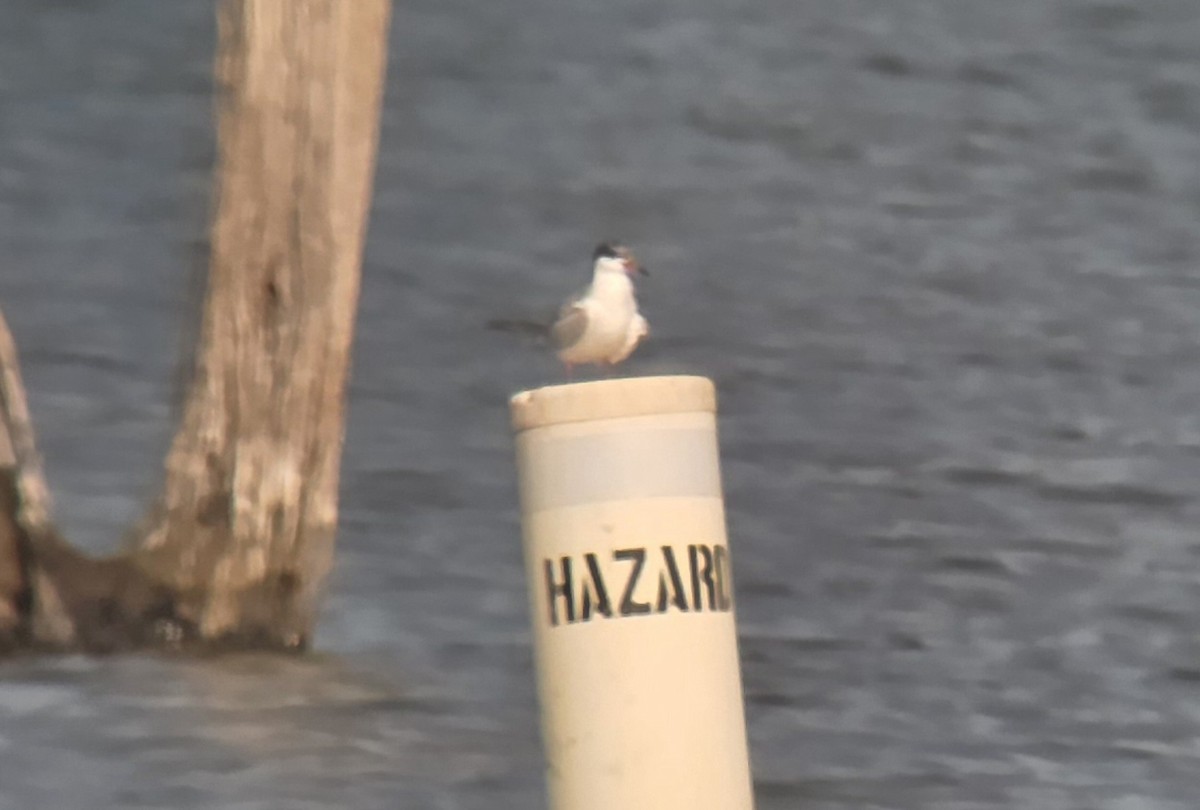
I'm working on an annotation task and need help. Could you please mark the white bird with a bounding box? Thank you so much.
[491,242,650,377]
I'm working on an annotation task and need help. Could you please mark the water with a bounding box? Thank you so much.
[3,0,1200,807]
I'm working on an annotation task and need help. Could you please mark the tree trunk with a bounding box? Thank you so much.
[0,0,392,652]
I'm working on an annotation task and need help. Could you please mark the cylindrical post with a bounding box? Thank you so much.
[511,375,754,810]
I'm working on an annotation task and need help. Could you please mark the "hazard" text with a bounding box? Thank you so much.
[542,544,733,627]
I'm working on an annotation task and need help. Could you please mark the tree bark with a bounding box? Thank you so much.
[134,0,392,648]
[0,0,392,652]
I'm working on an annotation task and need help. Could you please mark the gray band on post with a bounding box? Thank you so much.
[518,425,721,511]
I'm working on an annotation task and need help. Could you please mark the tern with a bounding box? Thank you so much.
[490,242,649,376]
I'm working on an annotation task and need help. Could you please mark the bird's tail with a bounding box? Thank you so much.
[485,318,550,338]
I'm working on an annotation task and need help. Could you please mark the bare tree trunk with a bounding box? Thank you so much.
[0,0,392,652]
[0,325,33,650]
[134,0,392,648]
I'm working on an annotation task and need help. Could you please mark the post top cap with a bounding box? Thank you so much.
[510,375,716,432]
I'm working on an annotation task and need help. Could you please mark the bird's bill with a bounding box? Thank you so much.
[619,250,648,276]
[614,243,652,276]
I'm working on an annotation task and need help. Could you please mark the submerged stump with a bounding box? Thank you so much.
[0,0,392,653]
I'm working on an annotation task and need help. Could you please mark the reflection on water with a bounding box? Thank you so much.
[4,0,1200,807]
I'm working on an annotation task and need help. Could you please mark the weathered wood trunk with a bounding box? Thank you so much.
[134,0,392,647]
[0,350,31,652]
[0,0,392,652]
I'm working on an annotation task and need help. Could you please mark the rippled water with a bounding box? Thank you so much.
[3,0,1200,807]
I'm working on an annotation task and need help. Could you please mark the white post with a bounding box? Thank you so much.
[511,375,754,810]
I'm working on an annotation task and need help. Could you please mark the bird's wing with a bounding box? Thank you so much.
[550,302,590,351]
[608,313,649,364]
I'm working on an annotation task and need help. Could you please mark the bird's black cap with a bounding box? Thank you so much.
[593,242,622,261]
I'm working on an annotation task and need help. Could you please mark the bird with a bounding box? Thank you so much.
[489,242,650,377]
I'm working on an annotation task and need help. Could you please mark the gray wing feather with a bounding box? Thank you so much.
[550,304,589,350]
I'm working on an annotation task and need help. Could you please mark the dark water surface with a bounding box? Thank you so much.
[4,0,1200,807]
